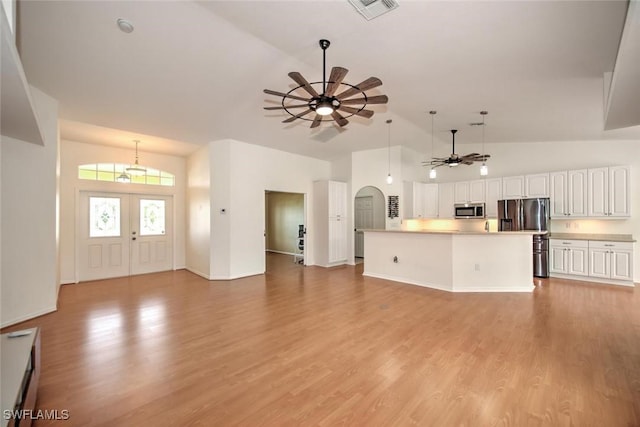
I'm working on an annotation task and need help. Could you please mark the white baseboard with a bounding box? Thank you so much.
[185,267,212,280]
[266,249,297,256]
[1,305,57,328]
[550,273,634,287]
[363,272,534,293]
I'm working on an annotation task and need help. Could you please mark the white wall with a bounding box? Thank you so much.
[59,139,187,284]
[186,145,210,278]
[189,139,330,279]
[1,87,58,327]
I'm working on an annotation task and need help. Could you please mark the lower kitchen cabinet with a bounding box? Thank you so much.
[588,241,633,282]
[550,238,633,286]
[550,240,588,276]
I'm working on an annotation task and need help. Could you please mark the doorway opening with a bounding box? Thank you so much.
[354,186,385,263]
[78,191,174,282]
[264,191,305,270]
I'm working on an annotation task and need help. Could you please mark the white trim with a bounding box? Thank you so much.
[0,306,57,328]
[185,267,212,280]
[363,272,534,293]
[266,249,296,256]
[210,271,265,281]
[550,273,634,287]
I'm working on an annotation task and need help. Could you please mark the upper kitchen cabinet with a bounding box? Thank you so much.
[438,182,455,219]
[503,174,549,200]
[502,176,525,199]
[549,170,588,218]
[525,173,549,198]
[404,182,438,219]
[453,180,485,204]
[485,178,503,218]
[588,166,630,218]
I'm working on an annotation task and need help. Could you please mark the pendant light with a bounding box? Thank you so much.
[386,119,393,184]
[480,111,488,176]
[126,140,147,176]
[116,171,130,183]
[429,111,437,179]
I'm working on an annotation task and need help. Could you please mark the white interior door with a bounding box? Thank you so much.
[130,195,173,275]
[355,196,374,258]
[79,192,131,281]
[78,192,173,281]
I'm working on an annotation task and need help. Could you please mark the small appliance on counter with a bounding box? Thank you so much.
[498,198,550,278]
[454,203,485,219]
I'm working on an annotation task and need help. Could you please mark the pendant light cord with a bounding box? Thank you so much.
[481,111,487,163]
[387,119,392,174]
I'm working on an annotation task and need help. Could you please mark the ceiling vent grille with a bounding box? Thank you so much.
[348,0,399,21]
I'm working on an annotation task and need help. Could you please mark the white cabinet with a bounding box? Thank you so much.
[403,182,438,219]
[503,174,550,199]
[549,240,588,276]
[424,184,439,218]
[438,182,455,219]
[550,170,588,218]
[502,176,525,199]
[588,166,630,217]
[313,180,348,267]
[588,241,633,282]
[525,173,549,198]
[454,180,485,204]
[485,178,502,218]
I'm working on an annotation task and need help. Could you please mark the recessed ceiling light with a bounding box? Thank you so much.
[117,18,134,33]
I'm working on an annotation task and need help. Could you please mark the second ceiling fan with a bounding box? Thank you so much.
[425,111,491,169]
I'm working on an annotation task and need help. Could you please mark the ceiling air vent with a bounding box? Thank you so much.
[348,0,399,21]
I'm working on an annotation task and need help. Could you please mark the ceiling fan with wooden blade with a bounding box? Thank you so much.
[423,129,491,168]
[263,39,389,128]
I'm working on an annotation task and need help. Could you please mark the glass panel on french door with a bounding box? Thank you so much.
[139,199,166,236]
[89,197,121,237]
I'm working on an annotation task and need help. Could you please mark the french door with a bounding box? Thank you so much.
[78,192,173,281]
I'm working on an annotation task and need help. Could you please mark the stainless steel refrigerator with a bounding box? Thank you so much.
[498,198,550,278]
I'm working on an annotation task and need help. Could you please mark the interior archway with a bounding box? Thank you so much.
[354,186,385,262]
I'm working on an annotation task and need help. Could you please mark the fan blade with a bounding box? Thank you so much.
[339,105,374,118]
[331,111,349,127]
[264,104,309,110]
[336,77,383,100]
[325,67,349,97]
[288,72,319,98]
[264,89,310,103]
[340,95,389,105]
[460,153,480,158]
[311,115,322,128]
[462,160,474,165]
[282,109,313,123]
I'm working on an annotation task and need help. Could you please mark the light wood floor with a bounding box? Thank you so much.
[4,253,639,426]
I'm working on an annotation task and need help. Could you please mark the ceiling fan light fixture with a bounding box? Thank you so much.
[316,99,334,116]
[480,163,488,176]
[429,168,437,179]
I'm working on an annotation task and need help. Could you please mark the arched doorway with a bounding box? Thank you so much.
[354,186,385,261]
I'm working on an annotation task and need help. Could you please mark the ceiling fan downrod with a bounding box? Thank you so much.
[319,39,330,94]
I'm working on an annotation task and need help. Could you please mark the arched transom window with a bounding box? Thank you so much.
[78,163,175,187]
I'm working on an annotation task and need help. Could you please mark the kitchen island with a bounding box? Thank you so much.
[363,229,541,292]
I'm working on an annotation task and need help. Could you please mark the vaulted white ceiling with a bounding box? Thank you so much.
[16,0,639,160]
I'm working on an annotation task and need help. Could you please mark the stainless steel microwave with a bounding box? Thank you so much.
[454,203,485,219]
